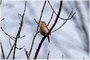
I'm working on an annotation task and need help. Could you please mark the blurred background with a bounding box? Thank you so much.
[0,0,89,59]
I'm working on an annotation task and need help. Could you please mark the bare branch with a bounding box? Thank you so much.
[52,9,76,33]
[28,0,47,58]
[6,43,14,59]
[1,27,15,40]
[83,57,85,60]
[18,13,22,21]
[47,51,50,60]
[0,41,5,59]
[28,31,38,58]
[6,1,27,59]
[0,0,2,6]
[24,48,29,59]
[1,27,25,50]
[34,18,39,24]
[73,1,89,53]
[1,27,26,40]
[47,11,54,26]
[9,38,12,48]
[48,0,73,21]
[62,55,64,60]
[34,0,63,59]
[9,38,24,50]
[0,18,5,22]
[19,35,26,38]
[13,1,27,59]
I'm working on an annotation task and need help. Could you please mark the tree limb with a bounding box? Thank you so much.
[28,0,47,58]
[34,0,63,59]
[13,1,27,59]
[52,9,76,33]
[5,1,27,59]
[0,41,5,59]
[48,0,73,21]
[47,11,54,26]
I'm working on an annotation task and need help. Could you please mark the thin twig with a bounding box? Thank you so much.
[0,0,2,6]
[1,27,25,50]
[62,55,63,60]
[0,18,5,21]
[28,31,38,58]
[19,35,26,38]
[13,1,27,59]
[47,51,50,60]
[6,43,14,59]
[73,1,89,53]
[9,38,12,47]
[9,38,24,50]
[0,41,5,59]
[6,1,27,59]
[24,48,29,59]
[28,0,47,58]
[47,11,54,26]
[34,18,39,24]
[83,57,85,60]
[34,0,63,59]
[48,0,73,21]
[1,27,26,40]
[1,27,15,40]
[52,9,76,33]
[18,13,22,20]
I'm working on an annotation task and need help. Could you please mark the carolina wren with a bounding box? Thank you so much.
[39,21,50,43]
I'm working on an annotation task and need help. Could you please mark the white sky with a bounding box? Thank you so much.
[0,0,89,59]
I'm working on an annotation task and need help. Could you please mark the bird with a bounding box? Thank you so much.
[39,21,50,43]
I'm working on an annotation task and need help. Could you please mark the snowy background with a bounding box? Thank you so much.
[0,0,89,59]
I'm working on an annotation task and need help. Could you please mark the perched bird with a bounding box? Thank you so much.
[39,21,50,43]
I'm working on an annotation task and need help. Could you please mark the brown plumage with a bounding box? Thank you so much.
[40,21,50,43]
